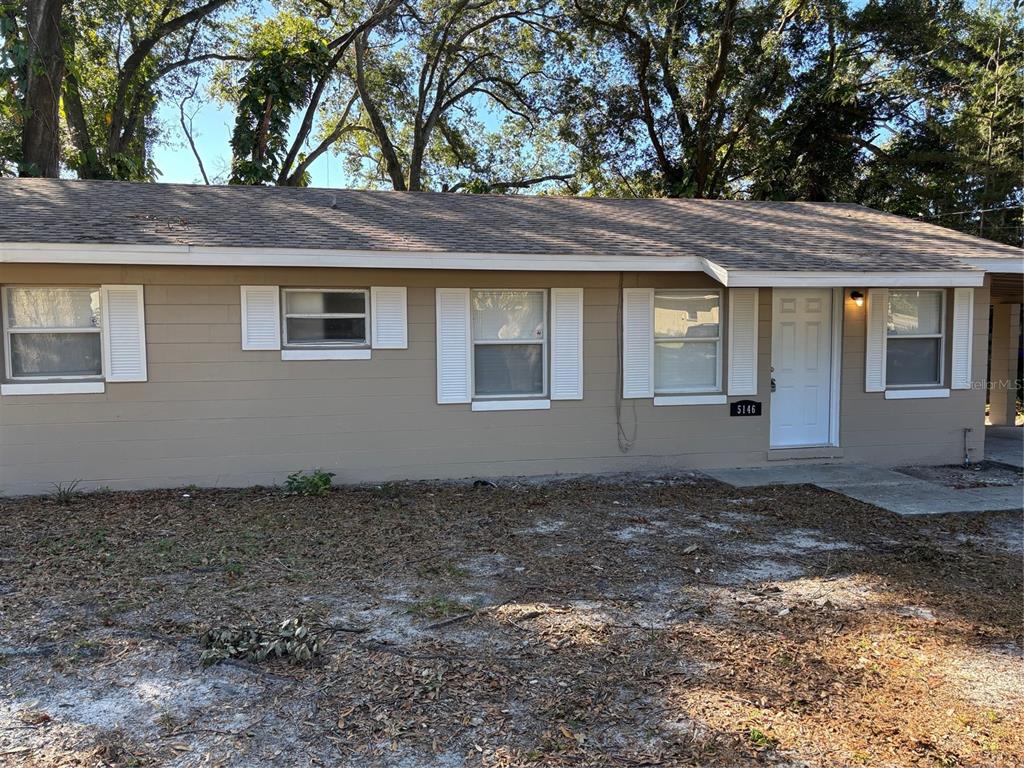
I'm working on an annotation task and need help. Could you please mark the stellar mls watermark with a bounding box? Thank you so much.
[972,378,1023,391]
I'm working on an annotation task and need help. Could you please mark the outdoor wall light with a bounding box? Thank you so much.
[850,290,865,307]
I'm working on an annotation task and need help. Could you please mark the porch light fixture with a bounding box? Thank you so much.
[850,290,865,307]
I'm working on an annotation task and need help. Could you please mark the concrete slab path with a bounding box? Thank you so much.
[986,426,1023,469]
[705,463,1023,516]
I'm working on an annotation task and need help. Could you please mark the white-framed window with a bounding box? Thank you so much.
[886,289,945,387]
[653,289,722,394]
[471,289,547,399]
[2,286,103,380]
[282,288,369,348]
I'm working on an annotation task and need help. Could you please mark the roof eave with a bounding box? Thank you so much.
[719,268,985,288]
[0,241,709,273]
[0,242,988,286]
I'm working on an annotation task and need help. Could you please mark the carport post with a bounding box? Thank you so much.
[989,303,1021,426]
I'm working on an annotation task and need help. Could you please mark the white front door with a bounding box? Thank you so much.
[770,288,834,448]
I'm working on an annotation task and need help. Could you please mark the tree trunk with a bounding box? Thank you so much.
[20,0,65,177]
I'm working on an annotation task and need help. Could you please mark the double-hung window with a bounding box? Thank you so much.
[471,289,547,398]
[282,288,368,348]
[653,290,722,394]
[886,289,944,387]
[3,287,103,379]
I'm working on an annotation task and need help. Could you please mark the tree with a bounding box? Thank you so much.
[341,0,561,192]
[5,0,65,176]
[62,0,238,180]
[856,0,1023,246]
[556,0,810,198]
[223,0,398,186]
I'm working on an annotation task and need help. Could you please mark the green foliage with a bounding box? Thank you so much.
[199,617,322,666]
[2,0,1017,247]
[856,1,1023,246]
[284,468,335,496]
[228,14,331,185]
[337,0,563,192]
[554,0,1022,245]
[0,2,26,174]
[747,726,779,750]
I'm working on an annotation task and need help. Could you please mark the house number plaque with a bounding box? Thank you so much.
[730,400,762,417]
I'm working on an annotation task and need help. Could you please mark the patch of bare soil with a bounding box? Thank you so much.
[896,460,1024,489]
[0,477,1021,767]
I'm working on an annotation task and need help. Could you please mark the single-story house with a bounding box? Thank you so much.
[0,179,1020,495]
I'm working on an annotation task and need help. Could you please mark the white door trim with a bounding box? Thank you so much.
[828,287,843,448]
[770,288,842,449]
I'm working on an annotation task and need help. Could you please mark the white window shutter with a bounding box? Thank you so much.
[371,286,408,349]
[865,288,888,393]
[435,288,471,404]
[622,288,654,399]
[240,286,281,350]
[727,288,759,395]
[951,287,974,390]
[550,288,584,400]
[100,285,147,382]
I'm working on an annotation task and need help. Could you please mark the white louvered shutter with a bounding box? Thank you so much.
[371,286,408,349]
[727,288,759,396]
[865,288,888,393]
[435,288,471,404]
[550,288,584,400]
[240,286,281,350]
[622,288,654,399]
[101,285,147,382]
[951,287,974,390]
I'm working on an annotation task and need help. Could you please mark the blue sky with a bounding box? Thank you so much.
[151,96,345,187]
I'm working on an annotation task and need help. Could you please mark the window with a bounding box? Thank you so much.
[282,289,368,347]
[653,290,721,394]
[886,289,944,387]
[3,287,102,379]
[471,289,546,398]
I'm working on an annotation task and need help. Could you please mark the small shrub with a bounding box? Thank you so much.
[284,469,335,496]
[199,617,321,666]
[51,479,82,505]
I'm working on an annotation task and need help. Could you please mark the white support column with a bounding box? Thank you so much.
[989,303,1021,426]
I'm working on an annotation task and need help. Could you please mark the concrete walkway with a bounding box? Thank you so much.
[705,463,1023,516]
[986,426,1023,469]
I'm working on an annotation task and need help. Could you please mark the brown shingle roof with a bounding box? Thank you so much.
[0,178,1017,272]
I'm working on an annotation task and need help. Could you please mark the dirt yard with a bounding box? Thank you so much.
[0,475,1021,767]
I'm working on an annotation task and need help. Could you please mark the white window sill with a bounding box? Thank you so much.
[653,394,727,406]
[884,388,950,400]
[1,381,105,396]
[281,349,371,361]
[471,399,551,412]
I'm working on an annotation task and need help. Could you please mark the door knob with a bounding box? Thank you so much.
[770,377,777,392]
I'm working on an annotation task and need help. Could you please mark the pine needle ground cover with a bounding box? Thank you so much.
[0,477,1020,767]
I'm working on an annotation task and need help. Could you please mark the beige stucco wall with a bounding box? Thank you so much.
[0,264,988,494]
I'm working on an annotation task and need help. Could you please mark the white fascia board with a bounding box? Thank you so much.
[701,258,730,285]
[0,242,707,273]
[957,257,1023,274]
[724,270,985,287]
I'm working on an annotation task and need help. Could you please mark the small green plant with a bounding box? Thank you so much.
[51,479,82,505]
[284,469,335,496]
[747,727,778,750]
[199,616,321,666]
